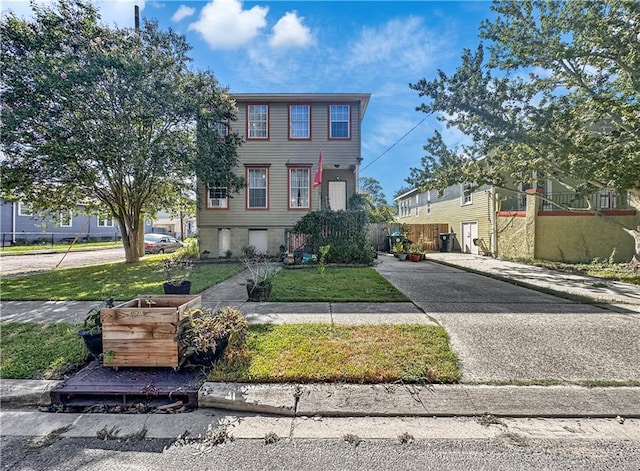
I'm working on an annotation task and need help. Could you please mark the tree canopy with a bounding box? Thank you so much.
[408,0,639,198]
[408,0,640,266]
[1,0,243,262]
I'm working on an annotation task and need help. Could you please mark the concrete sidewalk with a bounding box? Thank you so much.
[2,252,640,421]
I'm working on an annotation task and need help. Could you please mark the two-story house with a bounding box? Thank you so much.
[197,93,370,257]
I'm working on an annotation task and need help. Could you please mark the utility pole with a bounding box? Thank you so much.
[134,5,140,33]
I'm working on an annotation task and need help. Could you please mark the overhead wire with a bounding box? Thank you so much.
[360,115,429,172]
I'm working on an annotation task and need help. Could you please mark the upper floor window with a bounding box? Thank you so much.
[415,195,419,216]
[247,167,268,209]
[60,210,73,227]
[18,202,32,216]
[247,104,268,139]
[329,104,350,139]
[426,191,432,214]
[289,167,310,209]
[215,121,229,137]
[461,183,473,206]
[97,215,114,227]
[289,105,310,139]
[208,187,228,209]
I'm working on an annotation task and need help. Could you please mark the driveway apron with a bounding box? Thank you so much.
[375,255,640,383]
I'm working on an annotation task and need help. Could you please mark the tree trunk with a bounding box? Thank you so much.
[118,215,142,264]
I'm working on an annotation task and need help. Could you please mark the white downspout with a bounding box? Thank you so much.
[12,201,17,244]
[489,187,497,256]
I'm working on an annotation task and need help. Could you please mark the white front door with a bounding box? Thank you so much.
[461,222,479,254]
[328,181,347,211]
[218,228,231,257]
[249,229,269,254]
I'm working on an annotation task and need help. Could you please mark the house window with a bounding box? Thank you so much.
[215,121,229,137]
[60,210,72,227]
[461,183,473,206]
[247,104,268,139]
[97,215,114,227]
[329,104,350,139]
[426,191,432,215]
[415,195,419,217]
[289,168,310,209]
[207,187,228,209]
[247,167,268,209]
[289,105,310,139]
[18,202,32,216]
[599,189,617,209]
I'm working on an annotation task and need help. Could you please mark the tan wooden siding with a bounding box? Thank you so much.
[199,99,362,229]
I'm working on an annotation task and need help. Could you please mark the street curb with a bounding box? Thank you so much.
[0,379,62,407]
[198,383,640,419]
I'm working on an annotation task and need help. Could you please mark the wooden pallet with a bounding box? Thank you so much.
[100,295,201,368]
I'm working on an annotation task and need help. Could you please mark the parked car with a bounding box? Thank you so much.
[144,233,184,254]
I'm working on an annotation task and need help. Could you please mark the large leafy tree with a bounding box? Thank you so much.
[408,0,640,267]
[1,0,243,262]
[356,177,396,223]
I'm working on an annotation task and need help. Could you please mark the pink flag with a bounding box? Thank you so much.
[313,149,323,188]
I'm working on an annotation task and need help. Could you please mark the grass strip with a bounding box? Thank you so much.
[209,323,460,384]
[271,268,409,302]
[0,257,244,301]
[0,322,87,379]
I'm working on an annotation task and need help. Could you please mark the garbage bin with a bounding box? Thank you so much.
[439,233,453,252]
[387,234,403,253]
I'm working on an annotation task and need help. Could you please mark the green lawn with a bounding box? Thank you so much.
[525,259,640,285]
[271,267,409,302]
[209,323,460,384]
[0,322,87,379]
[0,322,460,383]
[0,257,244,300]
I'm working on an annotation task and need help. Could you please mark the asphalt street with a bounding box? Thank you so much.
[0,247,127,276]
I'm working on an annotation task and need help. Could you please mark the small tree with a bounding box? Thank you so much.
[1,0,243,263]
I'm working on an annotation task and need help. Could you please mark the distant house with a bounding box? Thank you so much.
[0,198,153,247]
[395,177,639,263]
[197,92,371,257]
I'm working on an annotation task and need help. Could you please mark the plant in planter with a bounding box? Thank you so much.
[176,306,248,365]
[162,255,194,294]
[392,241,408,261]
[241,246,280,301]
[77,298,113,359]
[408,244,422,262]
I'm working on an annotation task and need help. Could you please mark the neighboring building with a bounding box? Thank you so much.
[395,177,639,263]
[197,93,371,257]
[0,198,153,247]
[152,210,197,239]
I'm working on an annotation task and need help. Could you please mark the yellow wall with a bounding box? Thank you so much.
[496,215,532,259]
[536,213,637,262]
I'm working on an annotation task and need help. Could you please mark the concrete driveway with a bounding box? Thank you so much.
[375,256,640,383]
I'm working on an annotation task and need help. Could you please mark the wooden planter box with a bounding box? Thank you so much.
[100,295,201,369]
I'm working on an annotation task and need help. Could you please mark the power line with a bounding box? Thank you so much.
[360,116,429,172]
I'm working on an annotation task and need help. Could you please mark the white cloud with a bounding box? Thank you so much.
[189,0,268,50]
[171,5,195,23]
[348,17,445,75]
[269,11,313,50]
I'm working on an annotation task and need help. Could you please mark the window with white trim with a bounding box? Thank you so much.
[289,168,310,208]
[599,189,617,209]
[329,104,350,139]
[415,195,419,216]
[289,105,310,139]
[426,191,432,215]
[60,210,72,227]
[461,183,473,205]
[97,215,114,227]
[18,202,32,216]
[208,187,228,208]
[216,121,229,137]
[247,104,268,139]
[247,168,268,208]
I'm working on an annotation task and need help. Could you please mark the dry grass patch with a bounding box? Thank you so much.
[208,323,460,384]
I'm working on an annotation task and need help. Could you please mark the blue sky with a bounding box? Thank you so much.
[3,0,496,202]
